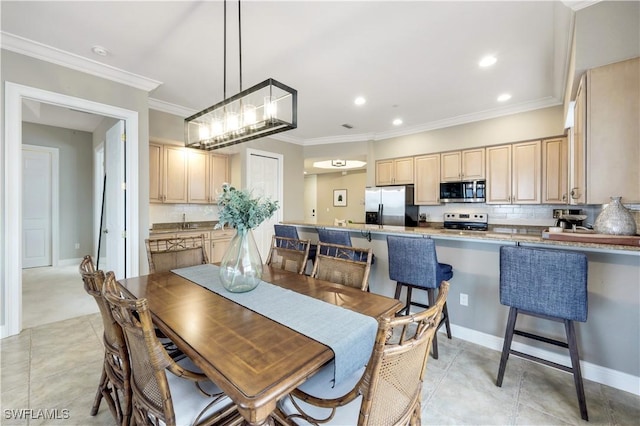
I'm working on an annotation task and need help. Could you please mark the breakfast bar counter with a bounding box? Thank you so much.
[285,221,640,396]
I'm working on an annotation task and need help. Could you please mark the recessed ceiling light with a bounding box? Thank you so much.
[91,45,109,57]
[392,118,403,126]
[354,96,366,106]
[497,93,512,102]
[479,55,497,67]
[313,159,366,169]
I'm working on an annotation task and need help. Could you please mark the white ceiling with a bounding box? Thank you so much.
[2,1,582,171]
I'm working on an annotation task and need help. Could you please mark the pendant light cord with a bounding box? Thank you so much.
[238,0,242,92]
[223,0,227,100]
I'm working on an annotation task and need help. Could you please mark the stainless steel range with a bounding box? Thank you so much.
[443,212,488,231]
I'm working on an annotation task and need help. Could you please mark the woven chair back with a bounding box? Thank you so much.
[266,235,311,274]
[102,271,176,425]
[362,281,450,425]
[145,235,209,273]
[311,242,372,291]
[78,256,130,424]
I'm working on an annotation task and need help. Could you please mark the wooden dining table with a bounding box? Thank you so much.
[118,265,402,425]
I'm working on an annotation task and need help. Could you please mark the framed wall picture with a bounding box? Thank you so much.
[333,189,347,207]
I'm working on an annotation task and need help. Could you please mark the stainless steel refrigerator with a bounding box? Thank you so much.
[365,185,418,226]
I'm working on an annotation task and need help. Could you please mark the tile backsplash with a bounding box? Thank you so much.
[149,203,220,228]
[419,202,640,229]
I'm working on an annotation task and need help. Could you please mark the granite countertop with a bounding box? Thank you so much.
[149,221,220,235]
[284,221,640,254]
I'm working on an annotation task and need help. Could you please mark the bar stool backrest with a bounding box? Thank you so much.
[499,246,588,322]
[387,236,439,289]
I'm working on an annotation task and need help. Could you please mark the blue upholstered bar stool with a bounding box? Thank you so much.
[386,235,453,359]
[497,246,589,421]
[317,228,374,264]
[274,225,316,269]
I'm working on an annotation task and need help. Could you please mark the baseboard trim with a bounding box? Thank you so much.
[447,324,640,396]
[57,258,83,267]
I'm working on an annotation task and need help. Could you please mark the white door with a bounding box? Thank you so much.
[22,146,58,268]
[246,149,283,260]
[94,144,105,263]
[104,121,126,277]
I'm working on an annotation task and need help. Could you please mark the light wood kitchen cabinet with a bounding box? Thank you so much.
[187,149,209,204]
[210,228,235,263]
[440,148,485,182]
[149,143,188,203]
[542,137,568,204]
[149,143,163,203]
[150,143,229,204]
[375,157,414,186]
[414,154,441,205]
[486,141,540,204]
[571,57,639,204]
[208,153,229,203]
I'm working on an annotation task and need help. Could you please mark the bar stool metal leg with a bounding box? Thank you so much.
[566,319,588,421]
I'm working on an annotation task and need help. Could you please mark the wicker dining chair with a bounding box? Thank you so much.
[145,234,209,273]
[277,282,450,426]
[79,255,131,426]
[311,242,373,291]
[266,235,311,274]
[101,271,237,426]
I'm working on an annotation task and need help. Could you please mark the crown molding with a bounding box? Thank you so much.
[1,32,162,92]
[304,97,562,146]
[148,97,197,118]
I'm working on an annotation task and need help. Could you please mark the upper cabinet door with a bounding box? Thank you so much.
[393,157,414,184]
[461,148,485,180]
[149,143,163,203]
[163,145,188,203]
[486,145,511,204]
[414,154,441,205]
[187,149,209,204]
[440,151,462,182]
[542,138,568,204]
[209,153,229,203]
[512,140,541,204]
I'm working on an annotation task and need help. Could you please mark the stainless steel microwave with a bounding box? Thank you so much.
[440,180,486,203]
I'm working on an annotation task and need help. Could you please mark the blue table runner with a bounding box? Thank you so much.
[171,264,378,385]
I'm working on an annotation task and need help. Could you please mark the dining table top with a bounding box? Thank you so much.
[118,265,402,425]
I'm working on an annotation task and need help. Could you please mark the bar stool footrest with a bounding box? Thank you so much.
[509,349,573,374]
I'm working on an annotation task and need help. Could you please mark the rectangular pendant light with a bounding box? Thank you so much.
[185,78,297,150]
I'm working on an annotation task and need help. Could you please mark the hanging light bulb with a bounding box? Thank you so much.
[264,96,277,121]
[242,103,257,127]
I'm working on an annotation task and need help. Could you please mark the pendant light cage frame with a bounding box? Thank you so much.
[185,78,297,150]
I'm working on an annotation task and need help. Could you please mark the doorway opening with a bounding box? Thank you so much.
[3,82,140,338]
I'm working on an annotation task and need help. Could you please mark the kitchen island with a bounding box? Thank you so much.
[286,221,640,395]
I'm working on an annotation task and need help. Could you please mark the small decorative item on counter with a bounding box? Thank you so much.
[593,196,637,236]
[216,184,279,292]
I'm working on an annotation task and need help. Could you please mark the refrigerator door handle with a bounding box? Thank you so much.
[378,204,383,225]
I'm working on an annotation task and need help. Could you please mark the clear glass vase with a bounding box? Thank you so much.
[219,228,263,292]
[593,196,637,236]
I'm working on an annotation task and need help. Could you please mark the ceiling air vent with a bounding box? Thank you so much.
[341,123,354,129]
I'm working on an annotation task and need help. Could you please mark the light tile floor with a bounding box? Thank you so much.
[2,315,639,425]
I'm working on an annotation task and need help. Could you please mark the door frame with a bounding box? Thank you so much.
[22,144,60,268]
[2,82,140,338]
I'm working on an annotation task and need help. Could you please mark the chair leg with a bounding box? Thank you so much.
[427,289,439,359]
[91,366,107,415]
[565,320,588,421]
[496,307,518,387]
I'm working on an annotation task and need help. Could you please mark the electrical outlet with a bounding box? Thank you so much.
[74,243,80,249]
[460,293,468,306]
